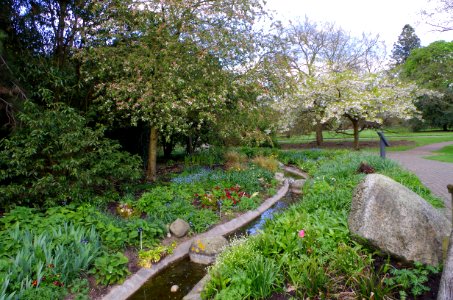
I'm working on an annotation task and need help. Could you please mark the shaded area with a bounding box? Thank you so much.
[128,258,207,300]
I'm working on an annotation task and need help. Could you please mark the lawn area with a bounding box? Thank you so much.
[277,129,453,151]
[425,145,453,163]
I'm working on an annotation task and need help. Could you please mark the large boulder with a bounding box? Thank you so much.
[290,179,305,194]
[349,174,451,266]
[170,218,190,238]
[189,236,228,265]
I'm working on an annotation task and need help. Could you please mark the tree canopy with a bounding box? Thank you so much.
[401,41,453,130]
[391,24,421,65]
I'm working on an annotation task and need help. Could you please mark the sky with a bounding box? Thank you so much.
[265,0,453,52]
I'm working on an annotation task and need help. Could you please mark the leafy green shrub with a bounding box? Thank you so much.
[0,101,142,209]
[90,252,130,286]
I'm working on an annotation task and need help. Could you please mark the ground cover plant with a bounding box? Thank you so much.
[136,164,276,233]
[203,150,443,299]
[0,148,279,299]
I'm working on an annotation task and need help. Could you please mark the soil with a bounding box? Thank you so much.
[281,139,415,150]
[88,276,110,300]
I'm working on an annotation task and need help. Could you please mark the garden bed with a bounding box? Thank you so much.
[0,151,283,300]
[202,150,444,300]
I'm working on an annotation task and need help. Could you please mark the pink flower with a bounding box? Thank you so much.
[298,230,305,238]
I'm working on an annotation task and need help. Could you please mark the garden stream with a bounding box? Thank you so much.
[127,172,303,300]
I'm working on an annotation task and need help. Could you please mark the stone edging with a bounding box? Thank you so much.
[283,165,308,179]
[101,180,289,300]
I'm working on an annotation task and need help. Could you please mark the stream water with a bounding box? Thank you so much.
[128,177,302,300]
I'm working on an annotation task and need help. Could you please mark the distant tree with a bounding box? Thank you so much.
[401,41,453,130]
[273,18,384,145]
[391,24,421,65]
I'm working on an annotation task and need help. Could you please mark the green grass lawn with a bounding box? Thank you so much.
[278,129,453,151]
[425,145,453,163]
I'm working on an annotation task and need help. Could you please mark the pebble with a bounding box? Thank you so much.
[167,232,172,238]
[170,285,179,292]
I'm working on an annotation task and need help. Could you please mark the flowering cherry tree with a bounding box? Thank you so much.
[276,70,422,149]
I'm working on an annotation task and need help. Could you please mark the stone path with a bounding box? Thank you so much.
[387,141,453,216]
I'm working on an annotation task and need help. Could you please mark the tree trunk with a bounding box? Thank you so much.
[162,138,174,159]
[315,122,323,146]
[443,124,448,131]
[352,119,360,150]
[186,135,194,155]
[146,127,158,182]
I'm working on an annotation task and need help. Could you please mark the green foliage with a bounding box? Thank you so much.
[136,187,219,233]
[401,41,453,130]
[0,101,142,209]
[90,252,130,286]
[138,241,177,267]
[204,150,442,298]
[0,223,101,299]
[384,262,440,298]
[20,285,67,300]
[0,205,163,251]
[353,265,396,300]
[391,24,421,65]
[184,148,225,167]
[137,165,274,232]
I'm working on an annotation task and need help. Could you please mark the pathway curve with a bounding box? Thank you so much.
[387,141,453,217]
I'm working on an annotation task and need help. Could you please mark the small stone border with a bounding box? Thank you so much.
[102,180,289,300]
[283,165,309,179]
[182,166,307,300]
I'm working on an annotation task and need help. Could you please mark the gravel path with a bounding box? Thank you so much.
[387,141,453,217]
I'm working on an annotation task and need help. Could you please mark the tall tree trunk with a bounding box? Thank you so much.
[162,138,174,159]
[55,1,68,67]
[443,124,448,131]
[315,122,323,146]
[186,135,194,154]
[352,119,360,150]
[146,127,158,182]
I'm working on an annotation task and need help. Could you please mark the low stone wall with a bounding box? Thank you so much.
[101,180,289,300]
